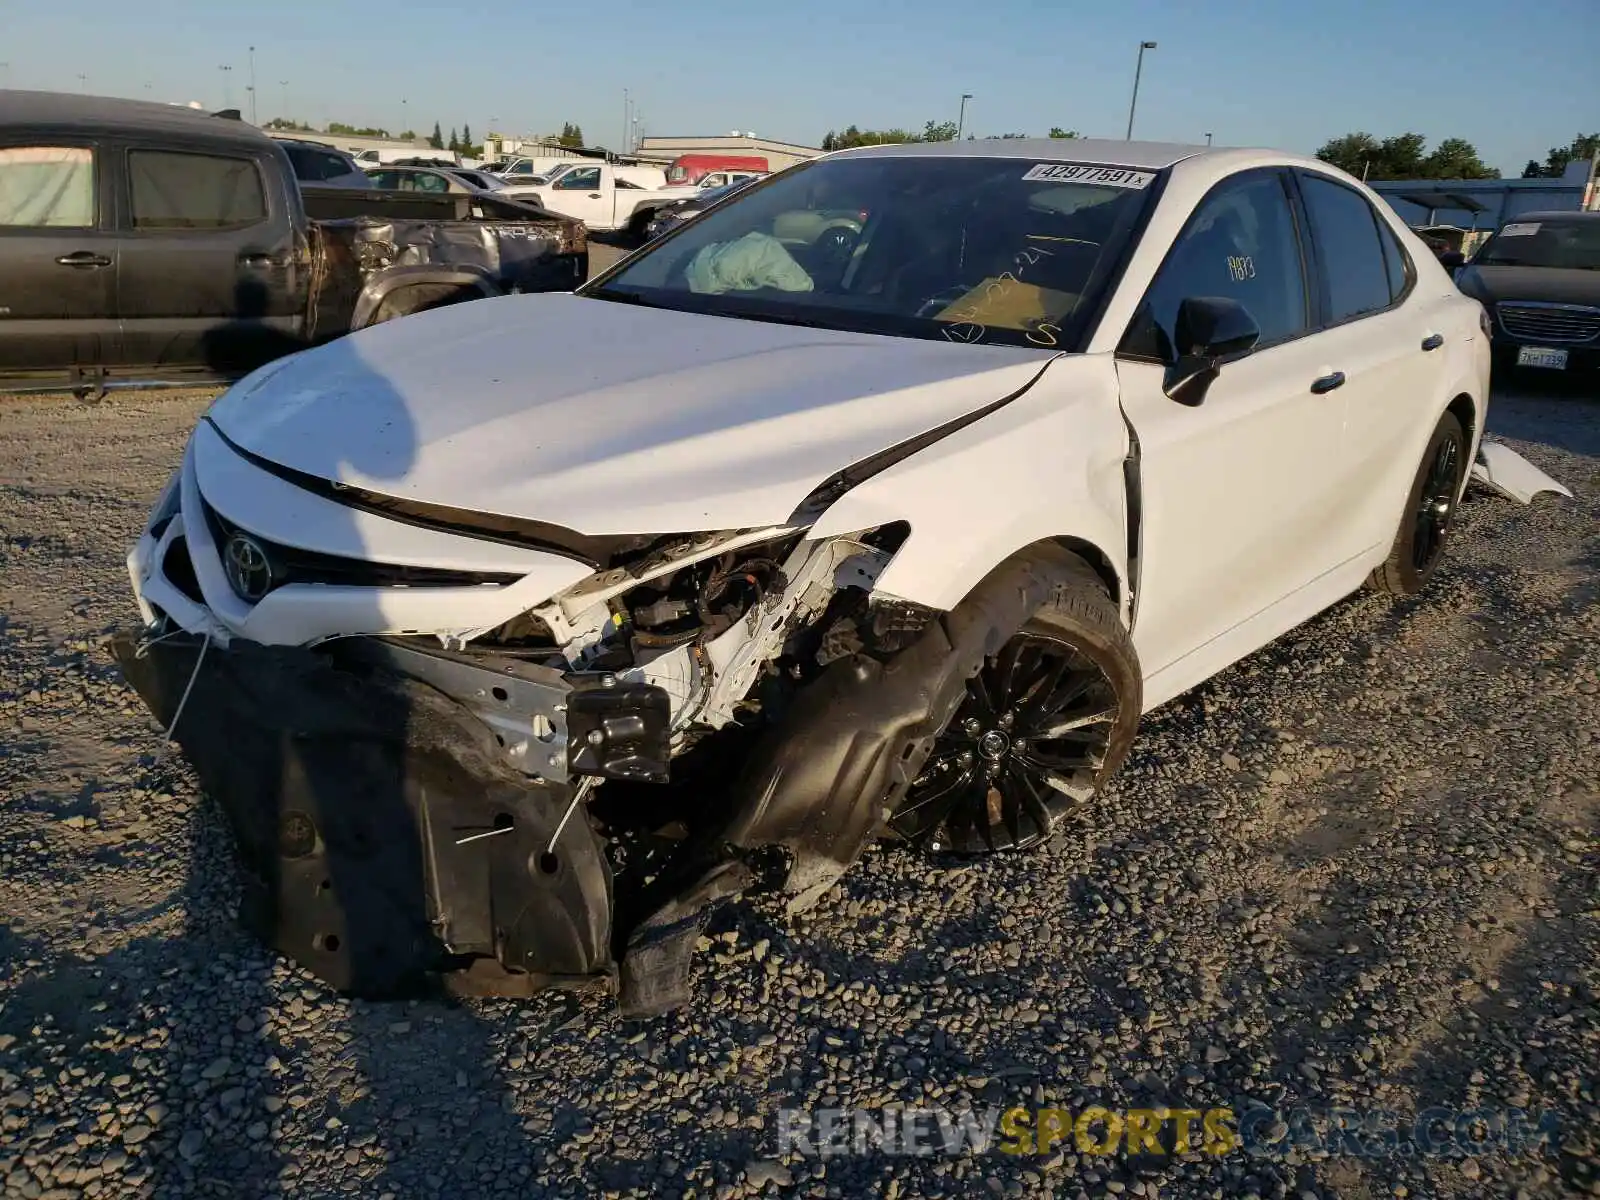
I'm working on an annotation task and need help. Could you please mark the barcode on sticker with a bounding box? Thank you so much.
[1499,222,1540,237]
[1021,163,1156,188]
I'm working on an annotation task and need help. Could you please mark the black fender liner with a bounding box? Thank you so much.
[351,265,501,329]
[720,541,1088,907]
[108,633,614,998]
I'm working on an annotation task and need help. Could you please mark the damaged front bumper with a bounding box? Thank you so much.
[108,630,684,1005]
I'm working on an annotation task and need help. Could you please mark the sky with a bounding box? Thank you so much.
[4,0,1596,175]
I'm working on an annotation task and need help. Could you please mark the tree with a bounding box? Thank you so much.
[460,123,472,153]
[428,121,444,150]
[1421,137,1498,180]
[1527,132,1600,178]
[448,128,459,152]
[1048,127,1079,139]
[1315,131,1495,180]
[398,129,416,141]
[922,120,957,142]
[558,122,585,148]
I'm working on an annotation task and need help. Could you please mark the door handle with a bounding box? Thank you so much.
[1420,333,1444,351]
[56,251,111,268]
[1310,371,1346,394]
[587,193,602,199]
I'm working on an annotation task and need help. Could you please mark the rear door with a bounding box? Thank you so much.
[0,139,117,383]
[1291,169,1447,562]
[112,143,300,378]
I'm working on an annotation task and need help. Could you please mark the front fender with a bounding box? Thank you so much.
[807,352,1131,617]
[352,266,500,329]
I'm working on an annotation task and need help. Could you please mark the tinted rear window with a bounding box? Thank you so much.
[1299,174,1392,323]
[130,151,266,230]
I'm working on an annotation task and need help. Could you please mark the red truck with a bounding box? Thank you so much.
[665,153,769,187]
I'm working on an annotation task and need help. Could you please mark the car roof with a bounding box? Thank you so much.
[1,88,274,144]
[828,137,1211,169]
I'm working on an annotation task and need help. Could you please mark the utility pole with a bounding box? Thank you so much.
[247,46,257,123]
[956,93,972,141]
[1125,41,1156,139]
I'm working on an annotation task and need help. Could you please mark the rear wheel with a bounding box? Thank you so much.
[890,562,1141,854]
[1367,410,1467,596]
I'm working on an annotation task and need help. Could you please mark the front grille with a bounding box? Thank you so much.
[1498,303,1600,345]
[203,502,524,594]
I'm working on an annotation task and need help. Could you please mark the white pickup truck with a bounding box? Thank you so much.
[500,163,679,236]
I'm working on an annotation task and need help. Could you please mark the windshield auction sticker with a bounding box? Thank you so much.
[1021,163,1156,188]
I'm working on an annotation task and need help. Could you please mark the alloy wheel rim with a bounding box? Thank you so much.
[892,634,1119,853]
[1412,435,1461,572]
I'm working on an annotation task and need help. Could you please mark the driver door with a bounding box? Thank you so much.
[546,166,610,225]
[1114,168,1352,707]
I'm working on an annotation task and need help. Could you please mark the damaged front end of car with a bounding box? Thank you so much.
[109,432,1017,1014]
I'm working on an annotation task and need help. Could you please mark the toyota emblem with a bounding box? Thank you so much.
[223,533,275,602]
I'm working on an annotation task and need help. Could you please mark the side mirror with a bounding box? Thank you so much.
[1439,250,1466,270]
[1163,296,1261,406]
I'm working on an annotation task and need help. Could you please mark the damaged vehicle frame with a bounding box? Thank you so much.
[114,139,1494,1015]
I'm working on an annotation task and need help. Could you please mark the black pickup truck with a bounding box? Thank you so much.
[0,91,587,395]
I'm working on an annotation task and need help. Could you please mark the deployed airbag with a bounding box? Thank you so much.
[687,232,814,294]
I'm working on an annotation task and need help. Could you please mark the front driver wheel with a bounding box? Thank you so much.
[1367,410,1467,596]
[890,561,1142,854]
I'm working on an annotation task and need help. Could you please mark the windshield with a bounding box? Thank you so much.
[586,155,1156,349]
[1476,219,1600,270]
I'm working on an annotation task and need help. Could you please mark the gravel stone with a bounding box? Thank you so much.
[0,381,1596,1200]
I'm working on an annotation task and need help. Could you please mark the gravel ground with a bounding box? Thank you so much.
[1,376,1596,1200]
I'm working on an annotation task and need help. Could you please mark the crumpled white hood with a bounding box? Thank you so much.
[207,292,1054,534]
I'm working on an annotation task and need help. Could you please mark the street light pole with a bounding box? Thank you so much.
[622,88,630,154]
[1205,131,1213,146]
[279,80,288,123]
[76,72,87,93]
[247,46,257,123]
[956,93,972,141]
[219,64,232,109]
[1124,40,1156,140]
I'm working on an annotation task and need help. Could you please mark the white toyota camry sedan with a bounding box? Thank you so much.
[112,138,1490,1013]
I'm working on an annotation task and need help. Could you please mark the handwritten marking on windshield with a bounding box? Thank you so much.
[940,245,1061,346]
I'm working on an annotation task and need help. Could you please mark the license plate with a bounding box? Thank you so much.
[1516,346,1568,370]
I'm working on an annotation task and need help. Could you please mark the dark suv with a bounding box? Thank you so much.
[1455,211,1600,375]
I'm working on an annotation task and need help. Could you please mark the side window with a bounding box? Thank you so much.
[129,151,266,231]
[417,172,449,194]
[556,167,601,191]
[0,146,95,227]
[320,152,353,180]
[368,170,397,189]
[1127,171,1309,357]
[1298,174,1392,323]
[508,162,533,176]
[1375,215,1412,304]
